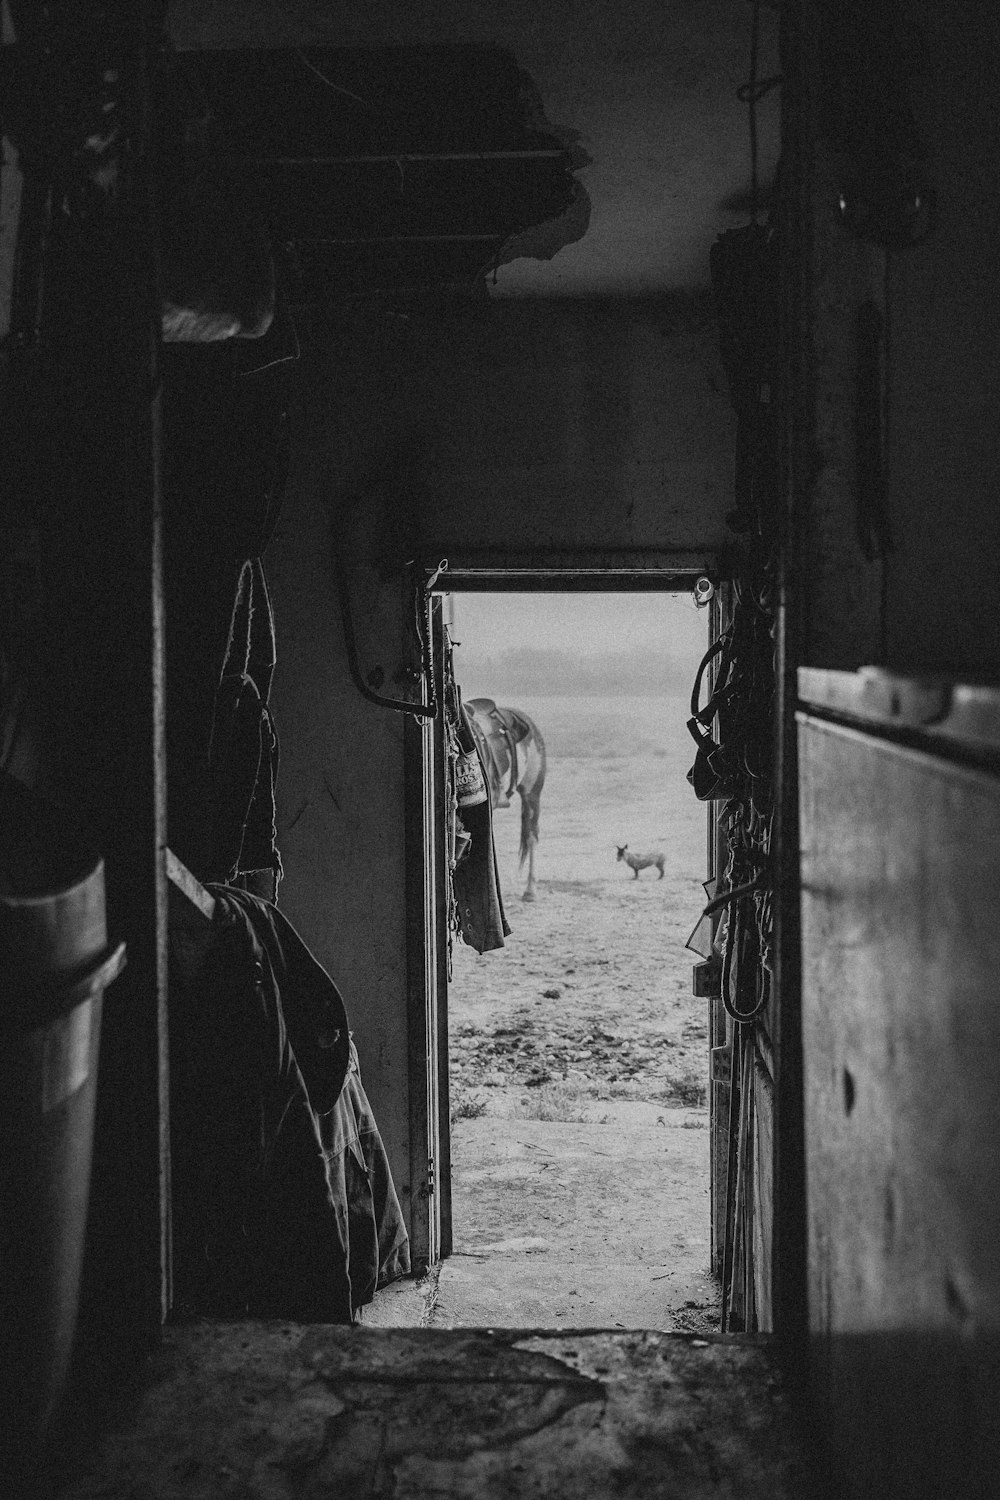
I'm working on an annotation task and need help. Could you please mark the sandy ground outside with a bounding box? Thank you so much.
[366,693,722,1333]
[449,694,711,1118]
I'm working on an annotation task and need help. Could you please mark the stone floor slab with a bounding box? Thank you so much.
[51,1322,819,1500]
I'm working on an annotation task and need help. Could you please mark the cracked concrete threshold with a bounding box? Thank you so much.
[360,1107,721,1334]
[51,1322,818,1500]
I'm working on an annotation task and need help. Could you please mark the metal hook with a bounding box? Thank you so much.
[425,558,449,592]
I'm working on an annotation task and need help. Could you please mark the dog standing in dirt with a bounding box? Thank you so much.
[616,844,665,879]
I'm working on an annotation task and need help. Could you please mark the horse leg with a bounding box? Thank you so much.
[519,788,538,901]
[522,834,537,901]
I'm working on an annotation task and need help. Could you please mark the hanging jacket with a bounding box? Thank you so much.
[171,886,408,1320]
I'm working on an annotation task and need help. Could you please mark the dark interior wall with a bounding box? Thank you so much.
[795,3,1000,1492]
[282,294,734,560]
[883,0,1000,678]
[798,214,886,669]
[0,17,169,1379]
[391,296,733,562]
[164,0,775,300]
[264,390,415,1219]
[265,295,734,1214]
[799,0,1000,679]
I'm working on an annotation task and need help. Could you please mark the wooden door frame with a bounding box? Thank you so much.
[408,567,717,1273]
[403,595,453,1272]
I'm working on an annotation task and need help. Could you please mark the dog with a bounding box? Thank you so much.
[616,844,665,879]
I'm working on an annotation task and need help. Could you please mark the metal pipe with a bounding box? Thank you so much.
[335,550,437,719]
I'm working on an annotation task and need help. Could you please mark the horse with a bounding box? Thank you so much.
[465,698,546,902]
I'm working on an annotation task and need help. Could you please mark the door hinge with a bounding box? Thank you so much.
[711,1043,732,1084]
[427,1155,435,1193]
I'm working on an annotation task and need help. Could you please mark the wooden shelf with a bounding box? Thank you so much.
[165,848,216,982]
[165,848,215,924]
[798,667,1000,757]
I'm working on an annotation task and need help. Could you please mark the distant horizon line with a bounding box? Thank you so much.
[456,685,691,699]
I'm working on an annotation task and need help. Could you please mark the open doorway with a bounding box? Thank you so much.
[436,588,719,1332]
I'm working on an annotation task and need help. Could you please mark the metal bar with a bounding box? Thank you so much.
[255,151,568,165]
[431,602,454,1261]
[302,234,503,245]
[404,714,434,1274]
[710,584,732,1281]
[421,549,722,583]
[435,569,717,593]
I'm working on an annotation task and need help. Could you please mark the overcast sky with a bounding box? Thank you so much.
[447,590,708,664]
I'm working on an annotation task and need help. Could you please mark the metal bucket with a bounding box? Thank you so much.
[0,847,126,1459]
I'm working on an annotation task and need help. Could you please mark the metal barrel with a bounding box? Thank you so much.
[0,845,126,1462]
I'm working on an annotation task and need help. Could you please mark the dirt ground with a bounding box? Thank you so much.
[449,693,711,1123]
[442,693,721,1332]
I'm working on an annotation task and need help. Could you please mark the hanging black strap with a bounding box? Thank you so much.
[688,632,736,725]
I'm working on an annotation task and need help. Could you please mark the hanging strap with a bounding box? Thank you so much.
[686,628,739,745]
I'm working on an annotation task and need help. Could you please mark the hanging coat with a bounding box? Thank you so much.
[171,886,409,1321]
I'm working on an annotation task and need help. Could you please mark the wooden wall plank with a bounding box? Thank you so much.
[799,710,1000,1495]
[752,1054,774,1332]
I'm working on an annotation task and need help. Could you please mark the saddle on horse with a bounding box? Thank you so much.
[466,698,529,807]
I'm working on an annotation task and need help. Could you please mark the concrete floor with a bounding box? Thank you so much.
[36,1112,741,1498]
[363,1105,721,1333]
[51,1322,818,1499]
